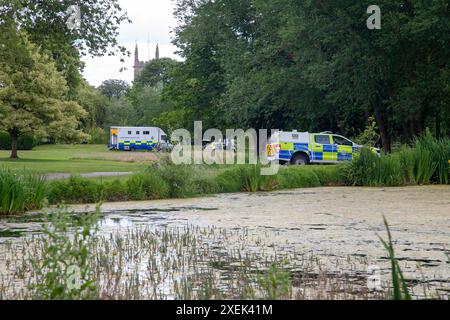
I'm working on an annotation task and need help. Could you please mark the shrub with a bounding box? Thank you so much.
[48,176,103,204]
[309,166,344,186]
[157,164,199,198]
[29,209,99,299]
[102,179,129,202]
[87,127,108,145]
[193,176,220,194]
[126,171,169,200]
[414,132,450,184]
[216,165,278,193]
[0,168,47,214]
[277,166,321,189]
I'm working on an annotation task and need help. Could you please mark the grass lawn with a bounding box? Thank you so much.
[0,144,150,174]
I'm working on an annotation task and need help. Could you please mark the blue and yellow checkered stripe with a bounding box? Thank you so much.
[279,143,358,162]
[118,140,158,151]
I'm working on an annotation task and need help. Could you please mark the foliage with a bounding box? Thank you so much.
[168,0,450,150]
[152,110,187,136]
[48,176,105,205]
[0,24,89,158]
[258,261,291,300]
[0,168,47,215]
[378,216,412,300]
[134,58,180,88]
[2,0,131,93]
[355,117,381,147]
[0,132,37,150]
[344,133,450,186]
[216,165,279,193]
[86,127,108,145]
[76,83,111,131]
[126,170,170,200]
[99,79,130,100]
[126,86,172,126]
[28,208,99,300]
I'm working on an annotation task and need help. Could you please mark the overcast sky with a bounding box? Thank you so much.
[82,0,180,87]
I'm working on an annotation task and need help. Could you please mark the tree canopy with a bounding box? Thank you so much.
[0,22,88,158]
[166,0,450,151]
[99,79,130,100]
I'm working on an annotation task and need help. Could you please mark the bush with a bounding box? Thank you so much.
[87,127,108,145]
[216,165,278,193]
[126,170,169,200]
[48,176,104,204]
[0,132,37,150]
[157,164,199,198]
[343,149,404,187]
[414,132,450,184]
[102,179,128,202]
[0,168,47,214]
[309,166,344,186]
[277,166,321,189]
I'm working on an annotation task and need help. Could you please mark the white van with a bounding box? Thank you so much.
[109,126,169,151]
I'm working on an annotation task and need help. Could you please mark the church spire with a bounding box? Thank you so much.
[134,43,139,63]
[155,43,159,60]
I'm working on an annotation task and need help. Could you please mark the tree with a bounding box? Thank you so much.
[78,83,111,129]
[168,0,450,150]
[135,58,180,88]
[127,86,172,126]
[99,79,130,100]
[0,24,88,159]
[1,0,131,94]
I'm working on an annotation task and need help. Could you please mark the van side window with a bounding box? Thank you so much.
[315,135,331,145]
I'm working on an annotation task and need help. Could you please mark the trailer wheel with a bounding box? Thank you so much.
[291,153,309,165]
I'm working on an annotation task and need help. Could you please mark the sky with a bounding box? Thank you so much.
[82,0,180,87]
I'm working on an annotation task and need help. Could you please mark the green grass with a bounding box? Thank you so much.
[378,216,412,300]
[0,145,144,174]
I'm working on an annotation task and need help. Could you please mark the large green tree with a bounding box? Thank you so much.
[0,23,88,159]
[168,0,450,151]
[1,0,131,94]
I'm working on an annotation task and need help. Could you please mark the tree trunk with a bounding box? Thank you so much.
[10,132,19,159]
[372,95,391,153]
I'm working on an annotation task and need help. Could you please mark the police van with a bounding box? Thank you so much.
[109,126,169,151]
[266,131,377,165]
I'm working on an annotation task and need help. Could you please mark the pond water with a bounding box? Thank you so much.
[0,186,449,299]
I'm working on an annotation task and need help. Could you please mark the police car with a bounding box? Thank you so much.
[266,131,378,165]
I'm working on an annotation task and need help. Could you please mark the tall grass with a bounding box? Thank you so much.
[345,133,450,187]
[414,132,450,184]
[0,168,47,215]
[216,165,278,193]
[378,216,411,300]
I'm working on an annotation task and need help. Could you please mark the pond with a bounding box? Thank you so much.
[0,186,449,299]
